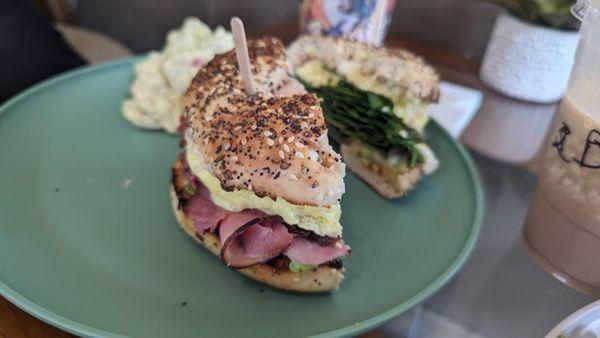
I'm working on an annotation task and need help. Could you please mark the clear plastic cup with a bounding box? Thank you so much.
[523,0,600,296]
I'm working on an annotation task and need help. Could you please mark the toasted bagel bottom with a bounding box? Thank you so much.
[169,186,344,292]
[341,144,424,199]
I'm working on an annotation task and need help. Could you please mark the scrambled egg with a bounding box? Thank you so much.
[296,61,429,132]
[186,149,342,238]
[295,61,342,87]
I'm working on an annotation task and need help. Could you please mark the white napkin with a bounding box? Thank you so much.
[428,81,483,138]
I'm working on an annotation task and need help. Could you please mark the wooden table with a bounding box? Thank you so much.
[0,21,509,338]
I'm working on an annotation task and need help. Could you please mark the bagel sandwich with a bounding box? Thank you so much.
[287,35,441,198]
[171,37,349,292]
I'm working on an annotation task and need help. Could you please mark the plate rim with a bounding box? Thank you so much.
[545,299,600,337]
[0,57,484,338]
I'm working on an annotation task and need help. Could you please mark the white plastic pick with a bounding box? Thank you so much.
[370,0,387,46]
[231,17,256,95]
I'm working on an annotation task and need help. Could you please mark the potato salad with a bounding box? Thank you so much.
[122,18,233,133]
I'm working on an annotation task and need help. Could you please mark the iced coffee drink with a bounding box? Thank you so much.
[524,0,600,295]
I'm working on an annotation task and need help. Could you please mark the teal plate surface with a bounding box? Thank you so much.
[0,58,483,338]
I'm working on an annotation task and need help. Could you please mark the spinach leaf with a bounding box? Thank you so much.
[301,78,424,167]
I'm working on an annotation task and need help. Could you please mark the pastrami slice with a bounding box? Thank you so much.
[284,236,350,266]
[185,186,230,234]
[220,214,293,268]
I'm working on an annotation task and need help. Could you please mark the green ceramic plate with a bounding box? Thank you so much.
[0,58,483,338]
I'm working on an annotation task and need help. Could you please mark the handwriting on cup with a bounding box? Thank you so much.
[552,122,600,169]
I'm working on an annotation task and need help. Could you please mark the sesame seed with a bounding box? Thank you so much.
[301,121,309,129]
[308,113,315,118]
[267,139,275,146]
[279,150,285,159]
[289,174,298,180]
[234,125,242,131]
[295,151,304,159]
[241,138,247,145]
[310,105,319,110]
[292,277,300,282]
[283,144,290,152]
[263,131,272,137]
[278,137,284,144]
[287,136,295,143]
[223,142,231,151]
[231,156,238,161]
[295,142,304,149]
[251,124,257,130]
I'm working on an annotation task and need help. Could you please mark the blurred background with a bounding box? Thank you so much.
[41,0,501,60]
